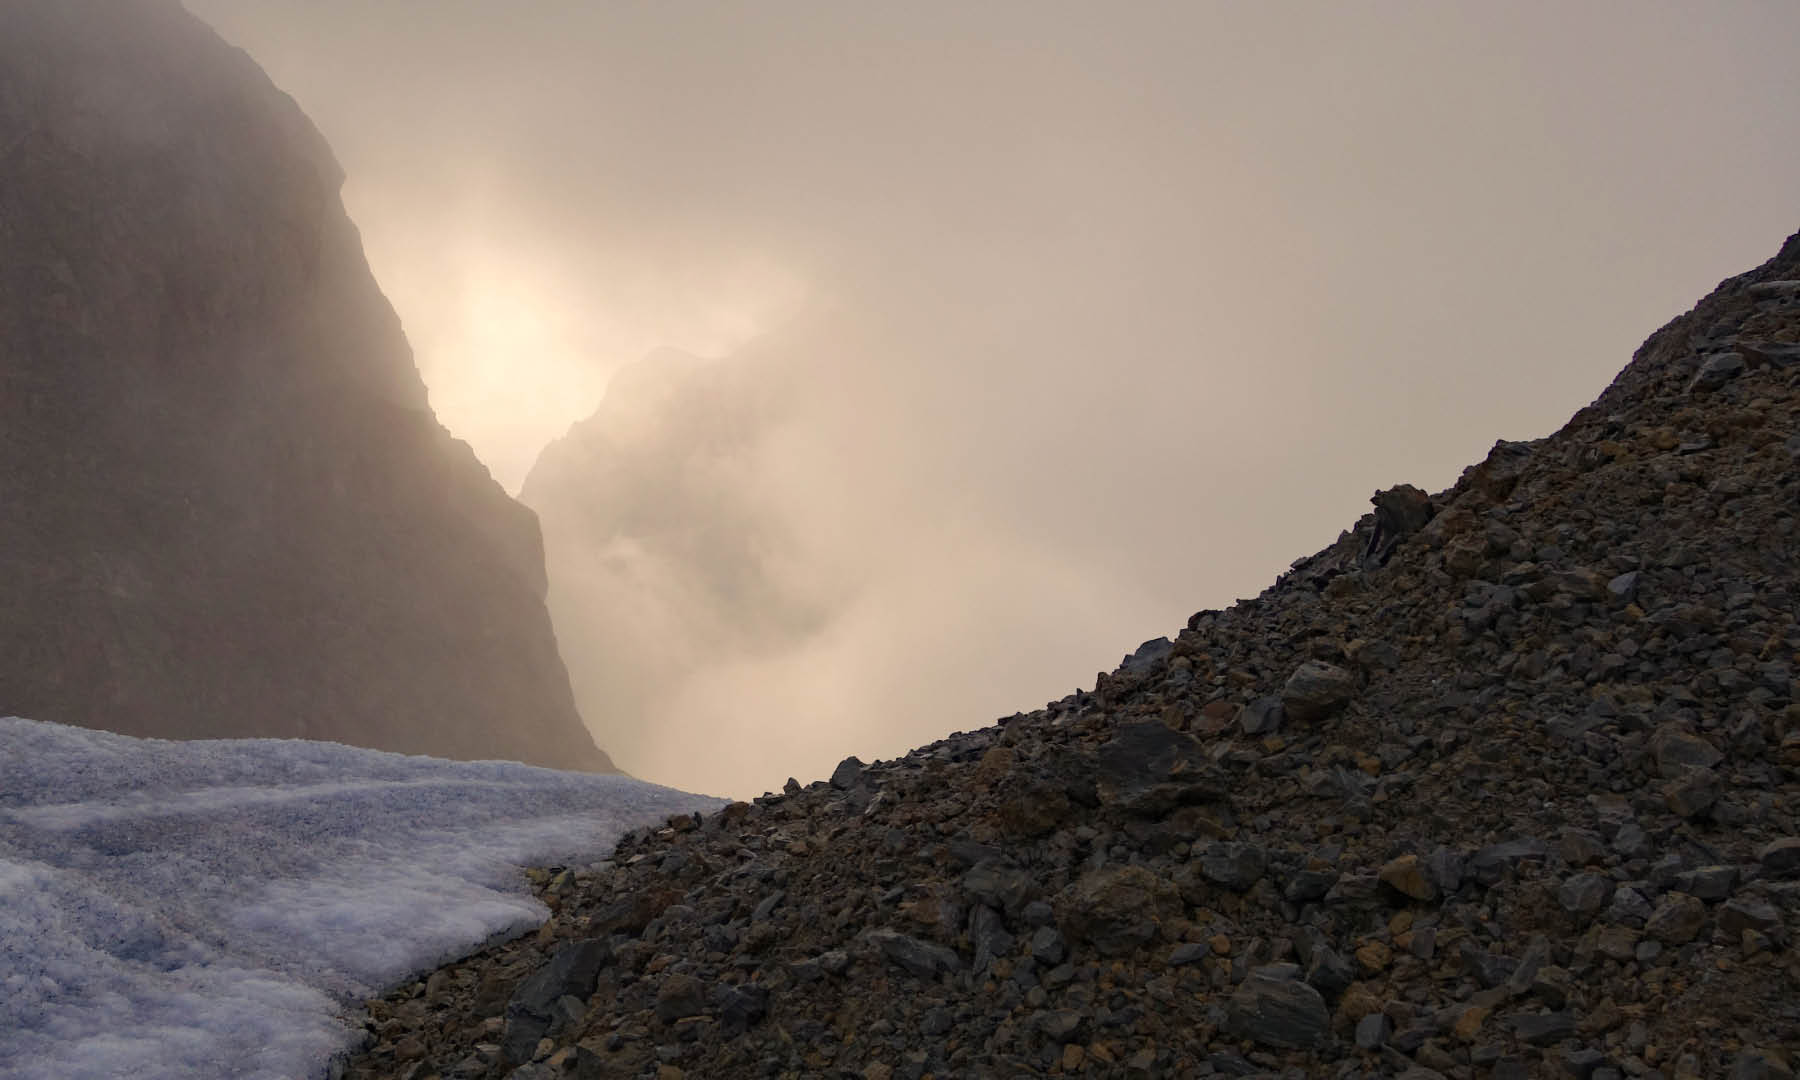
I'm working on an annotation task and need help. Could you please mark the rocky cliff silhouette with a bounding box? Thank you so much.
[0,0,612,772]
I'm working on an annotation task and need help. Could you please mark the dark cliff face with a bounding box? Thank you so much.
[0,0,613,772]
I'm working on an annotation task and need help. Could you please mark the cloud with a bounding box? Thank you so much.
[180,0,1800,795]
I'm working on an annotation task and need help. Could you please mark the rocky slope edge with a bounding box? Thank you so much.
[0,0,610,771]
[346,232,1800,1080]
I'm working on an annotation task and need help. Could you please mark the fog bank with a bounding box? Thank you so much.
[184,1,1800,795]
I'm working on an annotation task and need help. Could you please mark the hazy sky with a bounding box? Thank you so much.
[183,0,1800,796]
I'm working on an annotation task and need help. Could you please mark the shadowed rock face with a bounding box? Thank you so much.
[0,0,612,772]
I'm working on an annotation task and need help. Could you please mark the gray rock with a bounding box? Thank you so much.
[1510,1011,1578,1047]
[1355,1011,1392,1050]
[1758,837,1800,877]
[1304,944,1356,996]
[1094,721,1222,815]
[1731,1047,1798,1080]
[1224,971,1330,1049]
[1563,1047,1609,1079]
[1199,842,1267,892]
[867,929,962,978]
[968,904,1014,968]
[1673,865,1738,901]
[1605,886,1653,928]
[1719,897,1783,936]
[1689,351,1746,391]
[710,982,769,1032]
[1120,636,1174,675]
[1281,661,1356,723]
[1168,942,1209,966]
[1644,893,1707,945]
[1284,868,1338,902]
[830,756,867,789]
[1365,484,1436,563]
[1664,767,1721,819]
[1058,865,1181,957]
[1468,838,1549,887]
[653,973,709,1024]
[502,939,611,1063]
[1240,696,1285,736]
[1425,847,1467,895]
[1607,571,1641,601]
[548,994,586,1034]
[1029,925,1067,965]
[1036,1008,1086,1042]
[1557,872,1612,916]
[962,860,1035,916]
[1651,723,1723,777]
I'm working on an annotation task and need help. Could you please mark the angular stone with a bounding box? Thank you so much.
[830,756,867,789]
[1673,865,1738,902]
[1425,847,1467,895]
[1197,843,1266,895]
[1758,838,1800,877]
[1057,865,1182,957]
[1120,636,1174,675]
[653,974,708,1024]
[1355,1011,1392,1050]
[1240,696,1285,736]
[1650,723,1723,778]
[1030,925,1067,965]
[1282,661,1356,723]
[1379,854,1437,902]
[962,860,1035,916]
[1304,944,1356,996]
[1557,873,1612,916]
[503,939,612,1064]
[1509,1011,1578,1047]
[867,929,962,978]
[1664,768,1720,819]
[1366,484,1436,562]
[1607,571,1641,602]
[1224,971,1330,1050]
[1689,351,1747,391]
[1719,898,1783,936]
[1468,838,1549,887]
[1644,893,1707,945]
[1094,721,1223,815]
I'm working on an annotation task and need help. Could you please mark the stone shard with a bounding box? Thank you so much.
[1225,970,1330,1050]
[503,940,612,1064]
[866,929,962,978]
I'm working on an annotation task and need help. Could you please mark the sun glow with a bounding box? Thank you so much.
[362,227,807,492]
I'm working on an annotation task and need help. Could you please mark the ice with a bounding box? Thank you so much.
[0,716,725,1080]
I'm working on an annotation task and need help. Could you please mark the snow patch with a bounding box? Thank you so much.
[0,717,723,1079]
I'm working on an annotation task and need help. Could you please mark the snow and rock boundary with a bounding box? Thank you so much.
[0,718,722,1080]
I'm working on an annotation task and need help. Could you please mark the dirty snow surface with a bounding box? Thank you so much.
[0,717,723,1080]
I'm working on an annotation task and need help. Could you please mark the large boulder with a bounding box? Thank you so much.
[1281,661,1356,723]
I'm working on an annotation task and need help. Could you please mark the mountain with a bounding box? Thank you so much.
[349,231,1800,1077]
[0,0,611,772]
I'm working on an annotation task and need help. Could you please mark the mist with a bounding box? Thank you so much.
[182,1,1800,797]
